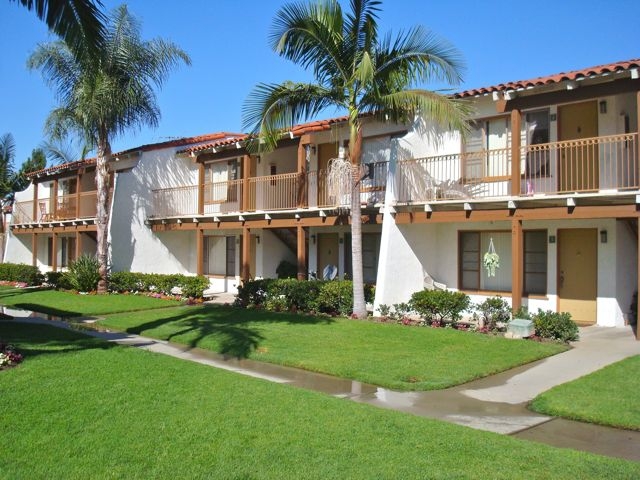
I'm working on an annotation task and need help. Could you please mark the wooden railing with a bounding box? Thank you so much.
[204,179,242,214]
[247,172,299,211]
[12,191,99,223]
[396,133,639,202]
[311,161,388,208]
[523,133,638,195]
[152,184,198,218]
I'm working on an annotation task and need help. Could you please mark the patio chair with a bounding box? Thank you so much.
[39,202,52,222]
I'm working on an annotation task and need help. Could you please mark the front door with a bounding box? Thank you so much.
[317,233,339,279]
[558,101,599,192]
[557,228,597,325]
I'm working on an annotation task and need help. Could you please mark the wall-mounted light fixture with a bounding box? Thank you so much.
[311,234,316,244]
[256,235,260,244]
[236,237,240,245]
[599,100,607,114]
[600,230,608,243]
[339,237,344,244]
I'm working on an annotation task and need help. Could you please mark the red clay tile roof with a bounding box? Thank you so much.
[455,58,640,98]
[26,132,242,178]
[179,115,352,155]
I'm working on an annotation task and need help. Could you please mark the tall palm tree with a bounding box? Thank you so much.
[9,0,106,55]
[243,0,470,318]
[29,4,191,292]
[0,133,17,201]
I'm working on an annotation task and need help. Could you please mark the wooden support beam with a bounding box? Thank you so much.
[52,179,58,220]
[75,231,82,260]
[198,162,205,216]
[31,233,37,267]
[510,109,522,196]
[75,170,81,218]
[32,181,38,222]
[242,154,251,212]
[196,228,204,276]
[297,138,307,208]
[241,227,251,281]
[297,225,306,280]
[511,219,523,312]
[51,233,58,272]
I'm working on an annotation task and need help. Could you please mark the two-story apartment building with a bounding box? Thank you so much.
[4,58,639,328]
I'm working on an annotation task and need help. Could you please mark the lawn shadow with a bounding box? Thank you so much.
[124,305,335,359]
[0,321,117,361]
[2,303,82,318]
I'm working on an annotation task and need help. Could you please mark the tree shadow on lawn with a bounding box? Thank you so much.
[125,305,335,359]
[0,321,117,361]
[3,303,82,318]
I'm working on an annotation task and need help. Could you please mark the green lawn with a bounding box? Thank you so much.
[99,305,568,391]
[531,355,640,431]
[0,321,637,479]
[0,287,180,316]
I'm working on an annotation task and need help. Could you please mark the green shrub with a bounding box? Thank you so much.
[66,255,100,292]
[511,305,531,320]
[532,310,579,342]
[235,279,275,308]
[44,271,72,290]
[108,271,143,292]
[410,289,471,324]
[315,280,354,316]
[630,291,637,326]
[0,263,43,286]
[475,296,511,331]
[178,275,210,298]
[275,260,297,279]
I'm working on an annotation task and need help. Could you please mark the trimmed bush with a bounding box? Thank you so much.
[235,278,373,316]
[66,255,100,292]
[0,263,43,286]
[410,289,471,324]
[475,296,511,331]
[532,310,579,342]
[107,271,210,298]
[275,260,297,279]
[45,271,72,290]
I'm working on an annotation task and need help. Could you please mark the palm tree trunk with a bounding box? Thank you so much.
[95,137,111,294]
[350,123,366,318]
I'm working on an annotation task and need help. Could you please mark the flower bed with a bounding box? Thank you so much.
[0,342,23,370]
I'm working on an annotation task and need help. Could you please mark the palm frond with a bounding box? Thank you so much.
[12,0,107,56]
[243,81,340,151]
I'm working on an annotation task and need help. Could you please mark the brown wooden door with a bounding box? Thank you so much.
[558,101,599,192]
[317,233,339,279]
[557,228,597,325]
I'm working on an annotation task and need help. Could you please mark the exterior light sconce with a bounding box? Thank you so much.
[311,234,316,244]
[600,230,608,243]
[339,237,344,244]
[599,100,607,114]
[256,155,261,164]
[236,237,240,245]
[256,235,260,244]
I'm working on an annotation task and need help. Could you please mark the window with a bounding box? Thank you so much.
[524,230,547,294]
[205,159,238,203]
[60,237,76,268]
[525,110,550,176]
[459,230,547,295]
[464,117,510,179]
[203,236,236,276]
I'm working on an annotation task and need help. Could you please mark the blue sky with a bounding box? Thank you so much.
[1,0,638,166]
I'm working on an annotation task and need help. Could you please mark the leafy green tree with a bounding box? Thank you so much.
[29,4,191,292]
[243,0,470,317]
[0,133,17,200]
[12,148,47,193]
[9,0,106,55]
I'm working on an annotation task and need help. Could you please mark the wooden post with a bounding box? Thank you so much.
[52,179,59,220]
[76,170,81,218]
[242,155,251,212]
[75,231,82,260]
[510,109,522,196]
[196,228,204,276]
[51,233,58,272]
[511,219,523,312]
[297,135,309,208]
[31,233,37,267]
[241,227,251,281]
[297,225,306,280]
[32,181,38,222]
[198,162,205,216]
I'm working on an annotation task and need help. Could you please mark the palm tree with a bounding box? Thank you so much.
[9,0,106,55]
[243,0,470,318]
[0,133,17,202]
[28,4,191,292]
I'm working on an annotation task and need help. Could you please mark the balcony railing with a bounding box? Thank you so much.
[12,191,99,224]
[396,133,638,203]
[248,172,299,211]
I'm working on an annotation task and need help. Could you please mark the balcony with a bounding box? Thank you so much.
[12,191,99,224]
[151,161,389,218]
[395,133,639,203]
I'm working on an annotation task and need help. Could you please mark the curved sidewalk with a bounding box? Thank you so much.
[10,316,640,461]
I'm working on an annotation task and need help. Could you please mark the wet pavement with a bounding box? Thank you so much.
[4,309,640,462]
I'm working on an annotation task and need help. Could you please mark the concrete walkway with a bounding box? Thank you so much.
[8,313,640,461]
